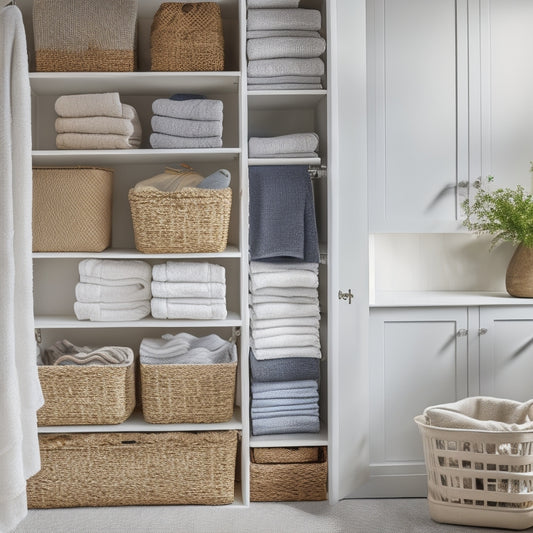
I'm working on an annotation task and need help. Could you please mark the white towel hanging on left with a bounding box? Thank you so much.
[0,5,44,533]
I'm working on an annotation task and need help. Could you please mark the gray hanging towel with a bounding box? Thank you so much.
[249,165,319,262]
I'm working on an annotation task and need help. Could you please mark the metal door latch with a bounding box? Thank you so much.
[338,289,354,304]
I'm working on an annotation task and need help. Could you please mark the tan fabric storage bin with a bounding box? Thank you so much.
[250,446,328,502]
[128,187,231,254]
[32,166,113,252]
[140,347,237,424]
[27,430,239,508]
[32,0,137,72]
[37,361,135,426]
[151,2,225,72]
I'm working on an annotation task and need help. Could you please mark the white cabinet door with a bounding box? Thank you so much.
[349,307,469,497]
[479,307,533,401]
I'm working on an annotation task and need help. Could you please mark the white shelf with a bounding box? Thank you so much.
[247,90,327,110]
[29,71,241,96]
[248,157,322,166]
[37,407,243,434]
[32,246,241,259]
[371,290,533,308]
[250,424,328,448]
[31,148,241,166]
[34,312,242,329]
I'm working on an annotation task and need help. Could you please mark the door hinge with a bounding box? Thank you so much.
[338,289,354,304]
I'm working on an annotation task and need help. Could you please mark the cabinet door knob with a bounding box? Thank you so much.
[479,328,488,335]
[338,289,354,304]
[456,329,468,337]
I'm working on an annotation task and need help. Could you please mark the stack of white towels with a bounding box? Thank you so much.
[150,96,224,149]
[151,261,227,320]
[54,92,141,149]
[247,0,326,90]
[248,132,319,159]
[74,259,152,322]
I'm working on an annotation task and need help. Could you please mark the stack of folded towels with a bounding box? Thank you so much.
[247,0,326,90]
[150,94,224,149]
[74,259,152,322]
[54,92,141,149]
[249,260,321,435]
[248,132,319,159]
[150,261,227,319]
[41,339,134,367]
[140,333,236,365]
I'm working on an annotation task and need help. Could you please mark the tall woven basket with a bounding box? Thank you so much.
[32,0,137,72]
[27,431,239,508]
[128,187,231,253]
[151,2,225,71]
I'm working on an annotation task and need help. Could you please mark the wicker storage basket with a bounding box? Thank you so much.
[151,2,225,72]
[253,446,320,464]
[140,345,237,423]
[32,0,137,72]
[250,446,328,502]
[128,187,231,253]
[415,415,533,530]
[33,167,113,252]
[37,361,135,426]
[27,430,239,508]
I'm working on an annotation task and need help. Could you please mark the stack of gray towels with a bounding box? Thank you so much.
[41,339,134,367]
[248,132,319,159]
[247,0,326,90]
[150,261,227,320]
[150,94,223,149]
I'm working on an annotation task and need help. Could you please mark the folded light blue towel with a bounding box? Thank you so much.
[249,349,320,382]
[252,415,320,435]
[247,9,321,31]
[170,93,206,101]
[252,396,319,408]
[151,115,223,138]
[252,408,319,419]
[150,132,222,149]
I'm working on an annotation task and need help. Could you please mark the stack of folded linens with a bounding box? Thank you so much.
[150,261,227,319]
[55,92,141,149]
[42,340,134,366]
[248,132,319,159]
[247,0,326,90]
[150,95,223,149]
[74,259,152,321]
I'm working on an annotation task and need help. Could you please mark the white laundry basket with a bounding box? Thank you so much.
[415,415,533,530]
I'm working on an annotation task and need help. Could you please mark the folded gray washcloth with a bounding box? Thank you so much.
[250,349,320,382]
[247,30,322,39]
[251,379,318,400]
[248,0,300,7]
[248,75,322,84]
[247,36,326,60]
[197,169,231,189]
[249,165,320,262]
[247,8,321,31]
[150,133,222,149]
[151,115,223,138]
[252,396,319,408]
[248,84,323,90]
[248,58,325,78]
[249,133,319,157]
[252,415,320,435]
[152,98,223,121]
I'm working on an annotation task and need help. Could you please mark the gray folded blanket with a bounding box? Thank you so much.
[249,133,319,157]
[252,396,319,408]
[151,115,223,138]
[248,75,322,84]
[252,415,320,435]
[152,98,223,121]
[248,0,300,7]
[249,165,319,262]
[250,349,320,382]
[150,133,222,149]
[252,408,319,419]
[247,30,322,39]
[247,36,326,60]
[247,8,321,31]
[248,58,325,78]
[248,83,323,91]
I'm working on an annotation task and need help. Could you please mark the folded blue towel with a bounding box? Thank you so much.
[252,396,319,408]
[249,349,320,382]
[170,93,206,101]
[252,415,320,435]
[252,408,319,419]
[249,165,319,262]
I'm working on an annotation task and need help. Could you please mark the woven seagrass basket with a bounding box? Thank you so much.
[32,0,137,72]
[253,446,321,464]
[415,415,533,530]
[128,187,231,254]
[32,167,113,252]
[37,360,135,426]
[151,2,225,71]
[27,430,239,508]
[250,446,328,502]
[141,345,237,424]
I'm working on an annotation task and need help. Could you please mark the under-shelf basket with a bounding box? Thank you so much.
[415,415,533,530]
[27,430,239,508]
[128,187,232,254]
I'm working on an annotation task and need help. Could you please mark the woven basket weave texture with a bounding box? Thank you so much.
[27,431,238,508]
[32,0,137,71]
[151,2,224,71]
[32,166,113,252]
[37,362,135,426]
[128,187,231,254]
[253,446,320,464]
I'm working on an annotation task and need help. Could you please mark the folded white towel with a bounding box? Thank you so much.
[151,281,225,299]
[134,166,204,192]
[54,92,123,118]
[252,333,320,349]
[252,325,318,339]
[251,316,320,330]
[247,8,322,31]
[250,270,318,290]
[247,75,322,85]
[251,286,317,298]
[249,132,319,157]
[248,83,323,90]
[74,301,151,321]
[56,131,141,150]
[150,298,227,320]
[251,302,320,320]
[152,261,225,284]
[250,261,319,274]
[247,36,326,60]
[253,345,321,360]
[79,259,152,286]
[250,294,319,305]
[75,281,151,303]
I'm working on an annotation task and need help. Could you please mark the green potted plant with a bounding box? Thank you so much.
[462,176,533,297]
